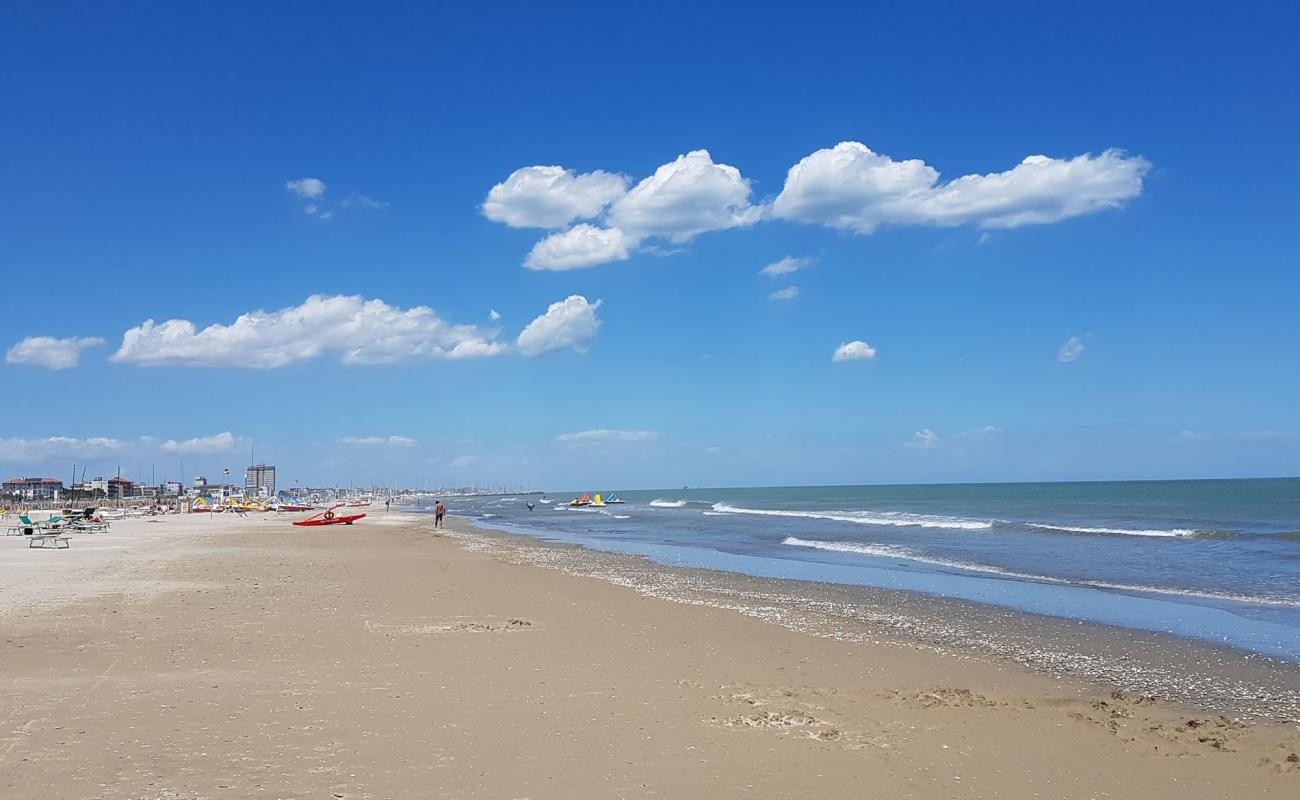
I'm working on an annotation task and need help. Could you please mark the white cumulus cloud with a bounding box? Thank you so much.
[769,286,799,302]
[483,165,629,228]
[489,309,501,321]
[160,431,236,454]
[516,295,603,356]
[339,435,416,447]
[525,224,634,271]
[554,429,659,444]
[491,150,759,270]
[111,294,508,368]
[760,255,813,277]
[285,177,327,199]
[1058,335,1087,363]
[773,142,1149,233]
[832,340,877,362]
[5,336,105,369]
[607,149,760,241]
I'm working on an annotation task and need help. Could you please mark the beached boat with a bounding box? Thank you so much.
[292,505,366,527]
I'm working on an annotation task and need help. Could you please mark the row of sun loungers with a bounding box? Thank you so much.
[5,508,112,548]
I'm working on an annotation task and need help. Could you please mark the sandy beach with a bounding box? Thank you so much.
[2,511,1298,799]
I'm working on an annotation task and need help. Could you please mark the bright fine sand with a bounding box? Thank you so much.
[1,512,1297,799]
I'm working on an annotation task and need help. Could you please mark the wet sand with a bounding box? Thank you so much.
[1,511,1297,798]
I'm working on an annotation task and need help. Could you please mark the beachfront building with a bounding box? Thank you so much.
[107,476,133,499]
[161,480,183,496]
[245,464,276,496]
[2,476,64,501]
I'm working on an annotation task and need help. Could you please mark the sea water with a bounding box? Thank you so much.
[429,479,1300,660]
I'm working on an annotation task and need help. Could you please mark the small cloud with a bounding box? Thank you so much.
[769,286,799,302]
[832,340,877,363]
[489,309,502,321]
[285,178,327,199]
[341,193,389,209]
[760,255,813,277]
[908,428,943,449]
[5,335,105,369]
[1058,334,1088,363]
[449,455,478,469]
[554,429,659,444]
[339,435,416,447]
[960,425,1003,436]
[160,431,236,454]
[517,295,602,357]
[304,204,319,216]
[319,210,333,220]
[977,231,994,246]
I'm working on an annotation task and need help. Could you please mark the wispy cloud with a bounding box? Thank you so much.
[0,435,123,462]
[554,429,659,444]
[5,336,105,369]
[160,431,236,454]
[1058,334,1088,363]
[341,193,389,209]
[907,429,943,449]
[760,255,813,277]
[338,435,416,447]
[769,286,799,302]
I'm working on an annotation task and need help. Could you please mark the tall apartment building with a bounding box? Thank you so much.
[245,464,276,496]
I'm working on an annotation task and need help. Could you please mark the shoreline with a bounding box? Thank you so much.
[452,516,1300,726]
[2,511,1298,798]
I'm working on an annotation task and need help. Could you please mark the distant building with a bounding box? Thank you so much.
[245,464,276,495]
[2,477,64,500]
[193,475,207,490]
[88,477,109,495]
[161,480,183,496]
[107,476,133,499]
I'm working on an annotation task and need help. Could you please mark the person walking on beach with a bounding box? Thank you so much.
[434,500,445,529]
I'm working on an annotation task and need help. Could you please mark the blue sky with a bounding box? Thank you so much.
[2,1,1297,490]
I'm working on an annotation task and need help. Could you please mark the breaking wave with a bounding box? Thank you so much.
[711,503,992,531]
[781,537,1299,608]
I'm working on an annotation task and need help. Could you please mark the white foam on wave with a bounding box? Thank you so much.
[712,503,992,531]
[649,499,687,508]
[781,537,1300,608]
[1025,522,1202,538]
[613,514,631,520]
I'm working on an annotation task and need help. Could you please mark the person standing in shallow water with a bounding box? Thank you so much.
[434,500,446,529]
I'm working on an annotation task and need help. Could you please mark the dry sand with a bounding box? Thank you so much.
[1,511,1297,799]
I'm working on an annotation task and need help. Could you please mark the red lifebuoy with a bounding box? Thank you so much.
[324,511,335,521]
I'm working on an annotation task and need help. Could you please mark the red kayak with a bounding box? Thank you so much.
[292,505,366,527]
